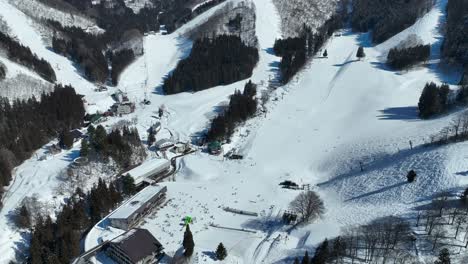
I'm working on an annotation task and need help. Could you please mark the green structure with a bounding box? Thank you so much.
[208,141,222,155]
[184,216,193,225]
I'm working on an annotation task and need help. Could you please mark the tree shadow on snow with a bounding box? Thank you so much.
[345,181,407,202]
[265,47,277,56]
[201,251,217,260]
[333,59,358,67]
[377,106,420,121]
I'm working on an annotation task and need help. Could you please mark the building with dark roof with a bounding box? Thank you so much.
[107,228,164,264]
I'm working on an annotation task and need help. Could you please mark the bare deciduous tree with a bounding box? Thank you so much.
[290,191,324,224]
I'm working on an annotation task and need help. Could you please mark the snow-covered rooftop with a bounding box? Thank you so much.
[124,158,170,184]
[108,185,166,220]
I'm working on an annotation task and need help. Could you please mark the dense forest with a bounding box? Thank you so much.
[351,0,433,43]
[206,81,257,142]
[0,32,56,82]
[50,22,109,83]
[0,63,6,80]
[28,177,137,264]
[442,0,468,84]
[48,20,138,84]
[163,35,259,94]
[81,125,144,168]
[274,15,344,84]
[0,85,84,202]
[41,0,230,85]
[110,49,135,85]
[387,44,431,70]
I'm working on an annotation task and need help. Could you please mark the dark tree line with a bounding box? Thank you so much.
[41,0,229,85]
[418,82,450,119]
[28,177,137,264]
[0,32,56,82]
[387,44,431,70]
[274,15,344,84]
[0,85,84,200]
[81,125,143,169]
[0,64,6,80]
[163,35,259,94]
[50,20,139,85]
[442,0,468,85]
[206,81,257,142]
[110,49,135,85]
[351,0,433,43]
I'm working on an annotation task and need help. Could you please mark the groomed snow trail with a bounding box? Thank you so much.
[0,0,467,263]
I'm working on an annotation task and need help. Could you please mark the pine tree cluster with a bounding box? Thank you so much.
[50,22,109,84]
[206,81,257,142]
[49,20,134,85]
[418,82,450,119]
[293,237,346,264]
[0,64,6,80]
[0,85,84,200]
[0,32,56,82]
[442,0,468,85]
[29,178,126,264]
[110,49,135,85]
[82,125,143,169]
[163,35,259,94]
[387,44,430,70]
[274,15,343,84]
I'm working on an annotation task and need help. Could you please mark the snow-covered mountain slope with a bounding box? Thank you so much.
[84,0,465,263]
[0,53,54,100]
[0,0,466,262]
[273,0,341,37]
[0,0,113,111]
[7,0,102,32]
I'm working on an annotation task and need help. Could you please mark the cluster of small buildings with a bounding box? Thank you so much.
[108,90,135,116]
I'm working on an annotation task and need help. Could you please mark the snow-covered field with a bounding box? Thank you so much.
[0,0,467,263]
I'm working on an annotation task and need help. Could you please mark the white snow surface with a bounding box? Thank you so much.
[0,0,467,263]
[0,0,114,112]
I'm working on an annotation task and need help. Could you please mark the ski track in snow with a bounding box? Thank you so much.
[0,0,468,263]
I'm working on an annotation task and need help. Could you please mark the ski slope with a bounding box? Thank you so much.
[0,0,114,112]
[0,0,467,263]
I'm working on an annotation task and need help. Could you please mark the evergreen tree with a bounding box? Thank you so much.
[121,174,136,196]
[356,46,365,60]
[418,82,443,118]
[93,125,108,153]
[311,239,329,264]
[148,130,156,146]
[434,248,451,264]
[80,139,89,157]
[407,170,417,183]
[293,257,300,264]
[215,242,227,260]
[59,130,74,149]
[323,49,328,57]
[301,251,310,264]
[16,204,31,228]
[183,224,195,257]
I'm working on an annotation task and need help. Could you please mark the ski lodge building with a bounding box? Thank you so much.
[123,158,171,185]
[108,185,167,230]
[107,228,164,264]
